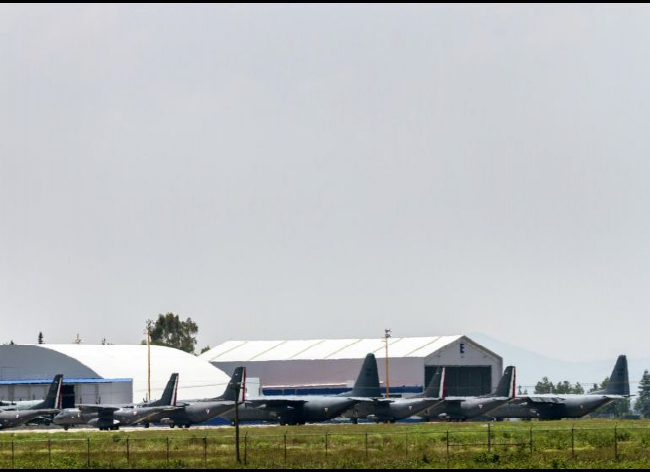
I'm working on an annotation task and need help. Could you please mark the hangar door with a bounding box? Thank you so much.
[425,365,492,397]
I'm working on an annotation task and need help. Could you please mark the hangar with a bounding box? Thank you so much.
[200,335,503,397]
[0,344,231,405]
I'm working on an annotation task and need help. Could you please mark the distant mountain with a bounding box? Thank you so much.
[467,332,649,394]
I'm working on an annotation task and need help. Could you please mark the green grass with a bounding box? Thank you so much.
[1,419,650,468]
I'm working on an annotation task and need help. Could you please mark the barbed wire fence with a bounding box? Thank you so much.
[1,424,650,468]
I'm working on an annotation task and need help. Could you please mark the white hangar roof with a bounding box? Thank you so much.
[200,335,488,363]
[0,344,231,402]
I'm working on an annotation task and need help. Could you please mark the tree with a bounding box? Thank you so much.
[535,378,584,394]
[535,377,554,394]
[147,313,198,354]
[555,381,572,394]
[589,377,631,417]
[571,382,584,394]
[38,332,44,345]
[200,345,211,355]
[634,370,650,418]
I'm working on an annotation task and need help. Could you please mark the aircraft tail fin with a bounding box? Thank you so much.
[217,367,246,401]
[42,374,64,409]
[490,366,516,398]
[593,355,630,396]
[148,373,179,406]
[422,367,446,398]
[350,353,381,398]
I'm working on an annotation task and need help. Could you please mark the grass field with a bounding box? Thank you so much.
[1,419,650,469]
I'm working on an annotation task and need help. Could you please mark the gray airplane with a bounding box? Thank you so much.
[418,366,516,421]
[343,355,446,423]
[487,355,629,420]
[157,367,243,428]
[54,373,180,431]
[220,356,380,426]
[0,374,63,412]
[0,375,63,430]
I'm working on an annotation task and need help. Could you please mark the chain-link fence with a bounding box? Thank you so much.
[1,424,650,468]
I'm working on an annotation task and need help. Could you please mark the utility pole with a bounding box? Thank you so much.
[145,320,153,402]
[384,328,391,398]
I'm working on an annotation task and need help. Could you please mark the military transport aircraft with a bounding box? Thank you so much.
[487,355,630,420]
[343,355,447,423]
[418,366,516,421]
[0,375,63,430]
[220,355,381,426]
[0,374,63,412]
[54,373,180,430]
[157,367,243,428]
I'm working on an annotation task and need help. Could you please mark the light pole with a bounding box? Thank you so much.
[384,328,391,398]
[145,320,153,402]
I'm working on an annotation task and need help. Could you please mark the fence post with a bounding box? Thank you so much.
[614,425,618,460]
[126,437,130,467]
[365,432,368,460]
[166,436,170,463]
[244,432,248,465]
[203,437,207,467]
[48,438,52,466]
[487,423,491,453]
[529,425,533,454]
[284,432,287,464]
[11,440,14,469]
[571,426,575,458]
[325,432,330,457]
[446,430,450,466]
[87,437,91,468]
[405,432,408,461]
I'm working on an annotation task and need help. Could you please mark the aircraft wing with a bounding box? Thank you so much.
[348,397,394,404]
[440,399,464,405]
[246,399,308,410]
[512,396,565,405]
[77,404,121,413]
[157,406,183,412]
[26,408,59,416]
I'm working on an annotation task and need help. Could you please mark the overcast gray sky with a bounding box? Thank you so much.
[2,5,649,362]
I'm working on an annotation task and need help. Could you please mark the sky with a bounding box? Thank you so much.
[1,5,649,363]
